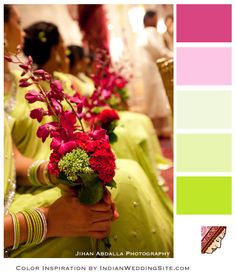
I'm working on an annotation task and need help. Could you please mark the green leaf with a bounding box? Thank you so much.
[109,120,118,132]
[91,106,104,114]
[79,173,99,185]
[106,180,117,189]
[117,88,129,101]
[108,132,118,143]
[107,96,120,107]
[78,181,104,205]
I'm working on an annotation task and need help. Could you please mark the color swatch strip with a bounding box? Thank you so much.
[176,91,232,129]
[177,4,232,42]
[176,177,232,215]
[176,47,232,85]
[176,4,232,215]
[176,134,232,172]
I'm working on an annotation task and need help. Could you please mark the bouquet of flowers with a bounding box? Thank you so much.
[91,49,130,110]
[69,49,131,143]
[7,53,117,206]
[82,96,120,143]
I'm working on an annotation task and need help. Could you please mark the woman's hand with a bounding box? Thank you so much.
[103,188,119,221]
[43,195,114,240]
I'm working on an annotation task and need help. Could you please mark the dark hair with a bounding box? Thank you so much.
[143,10,157,25]
[4,4,13,23]
[23,22,60,66]
[67,45,85,69]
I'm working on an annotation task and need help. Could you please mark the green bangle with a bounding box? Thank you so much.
[26,209,41,245]
[35,208,47,243]
[42,163,52,186]
[20,209,47,247]
[21,211,33,247]
[27,160,45,186]
[10,213,20,250]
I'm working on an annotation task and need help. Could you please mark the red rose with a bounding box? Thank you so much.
[89,145,116,184]
[96,109,119,130]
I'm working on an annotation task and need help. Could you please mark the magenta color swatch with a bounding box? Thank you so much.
[177,47,232,85]
[177,5,232,42]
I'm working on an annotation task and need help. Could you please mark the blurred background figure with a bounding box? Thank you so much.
[163,14,174,51]
[138,10,173,138]
[77,4,110,54]
[67,45,88,76]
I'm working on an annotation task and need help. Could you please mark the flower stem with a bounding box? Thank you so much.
[65,98,85,133]
[36,82,59,121]
[12,53,60,121]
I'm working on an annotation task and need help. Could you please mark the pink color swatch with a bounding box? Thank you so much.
[177,5,232,42]
[177,47,232,85]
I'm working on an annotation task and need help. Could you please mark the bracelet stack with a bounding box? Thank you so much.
[7,209,47,254]
[42,163,51,185]
[21,209,47,246]
[27,160,54,187]
[27,160,46,186]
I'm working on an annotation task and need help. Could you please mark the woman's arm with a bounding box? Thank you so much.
[5,194,115,249]
[4,212,27,248]
[13,143,58,187]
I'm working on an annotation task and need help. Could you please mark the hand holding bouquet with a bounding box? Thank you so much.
[6,52,118,250]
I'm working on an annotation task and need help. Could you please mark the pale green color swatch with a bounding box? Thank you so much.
[176,90,232,129]
[177,134,232,172]
[176,176,232,214]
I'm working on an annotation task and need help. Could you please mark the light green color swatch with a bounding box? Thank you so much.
[177,134,232,172]
[176,176,232,214]
[176,91,232,129]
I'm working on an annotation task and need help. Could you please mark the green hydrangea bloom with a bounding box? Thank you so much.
[58,148,94,182]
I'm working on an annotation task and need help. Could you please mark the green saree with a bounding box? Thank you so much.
[4,71,173,258]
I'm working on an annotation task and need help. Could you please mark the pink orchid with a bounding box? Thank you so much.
[51,98,62,114]
[58,141,77,156]
[37,122,58,142]
[48,80,64,100]
[33,69,52,81]
[60,111,77,133]
[26,56,33,65]
[115,76,127,89]
[19,64,31,72]
[30,108,48,122]
[25,90,45,103]
[67,94,82,104]
[19,80,33,87]
[50,138,62,150]
[4,56,13,62]
[101,89,111,99]
[89,128,109,141]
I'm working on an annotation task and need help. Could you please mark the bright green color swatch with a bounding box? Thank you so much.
[176,176,232,214]
[176,134,232,172]
[176,90,232,129]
